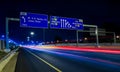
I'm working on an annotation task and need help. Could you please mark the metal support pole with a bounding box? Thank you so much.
[76,30,79,46]
[113,32,116,44]
[0,40,1,50]
[6,17,9,49]
[83,24,99,47]
[3,40,5,50]
[43,29,45,42]
[5,18,19,52]
[5,17,10,52]
[95,26,99,46]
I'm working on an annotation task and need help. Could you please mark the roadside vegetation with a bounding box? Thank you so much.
[0,51,7,60]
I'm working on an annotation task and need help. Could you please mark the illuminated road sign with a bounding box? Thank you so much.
[20,12,48,28]
[50,16,83,30]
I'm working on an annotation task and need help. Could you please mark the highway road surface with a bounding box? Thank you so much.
[15,47,120,72]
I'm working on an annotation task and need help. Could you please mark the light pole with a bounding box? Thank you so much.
[30,32,35,45]
[27,36,30,41]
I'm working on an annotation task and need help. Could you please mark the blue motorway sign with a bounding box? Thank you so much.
[20,12,48,28]
[50,16,83,30]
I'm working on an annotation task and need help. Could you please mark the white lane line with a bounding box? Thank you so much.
[26,49,62,72]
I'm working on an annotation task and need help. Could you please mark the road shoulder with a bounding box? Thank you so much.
[1,52,18,72]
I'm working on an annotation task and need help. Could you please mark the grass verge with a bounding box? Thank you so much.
[0,51,8,60]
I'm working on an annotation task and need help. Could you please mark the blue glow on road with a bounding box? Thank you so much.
[24,47,120,70]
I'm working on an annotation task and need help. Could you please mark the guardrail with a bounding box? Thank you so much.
[46,43,120,46]
[0,48,19,72]
[0,48,18,63]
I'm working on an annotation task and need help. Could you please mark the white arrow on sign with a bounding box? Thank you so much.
[22,16,26,23]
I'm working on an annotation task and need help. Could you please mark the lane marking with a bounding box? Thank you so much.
[26,49,62,72]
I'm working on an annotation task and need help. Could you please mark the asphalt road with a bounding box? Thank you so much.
[15,48,120,72]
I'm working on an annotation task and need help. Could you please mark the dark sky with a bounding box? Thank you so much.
[0,0,120,42]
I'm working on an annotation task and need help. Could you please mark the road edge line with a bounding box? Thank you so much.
[26,49,62,72]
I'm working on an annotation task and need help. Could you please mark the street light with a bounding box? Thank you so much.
[1,35,5,38]
[65,39,68,42]
[30,32,34,36]
[9,40,11,43]
[84,37,88,40]
[116,36,120,39]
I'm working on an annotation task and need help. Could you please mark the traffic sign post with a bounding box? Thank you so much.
[50,16,83,46]
[90,28,106,36]
[113,32,116,44]
[50,16,83,30]
[20,12,48,28]
[20,12,49,43]
[77,24,99,46]
[5,18,9,52]
[76,30,79,46]
[6,12,116,48]
[5,18,20,52]
[96,26,99,46]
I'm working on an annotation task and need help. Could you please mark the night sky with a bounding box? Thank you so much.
[0,0,120,43]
